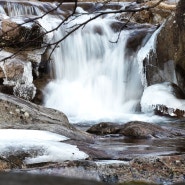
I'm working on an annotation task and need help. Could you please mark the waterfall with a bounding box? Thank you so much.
[0,1,168,123]
[44,8,145,123]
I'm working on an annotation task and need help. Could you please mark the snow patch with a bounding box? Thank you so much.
[95,160,129,165]
[0,129,88,164]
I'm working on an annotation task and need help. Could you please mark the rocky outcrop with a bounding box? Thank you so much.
[143,0,185,92]
[0,18,45,48]
[0,15,49,101]
[119,1,176,25]
[0,93,93,142]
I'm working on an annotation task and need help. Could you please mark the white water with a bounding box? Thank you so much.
[44,13,146,123]
[43,6,170,124]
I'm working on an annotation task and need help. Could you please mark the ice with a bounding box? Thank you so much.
[141,82,185,113]
[137,25,162,87]
[0,129,88,164]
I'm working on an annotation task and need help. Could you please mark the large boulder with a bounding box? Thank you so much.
[0,92,93,142]
[144,0,185,91]
[0,52,36,100]
[1,17,45,48]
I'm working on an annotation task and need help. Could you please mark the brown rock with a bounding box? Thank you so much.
[87,122,121,135]
[0,54,28,81]
[0,60,24,81]
[119,121,168,139]
[1,18,45,48]
[122,1,175,25]
[0,158,10,171]
[87,121,185,139]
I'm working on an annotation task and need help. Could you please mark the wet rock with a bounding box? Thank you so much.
[126,27,155,52]
[87,121,185,139]
[0,172,105,185]
[87,122,121,135]
[119,121,171,139]
[0,85,13,95]
[32,87,45,105]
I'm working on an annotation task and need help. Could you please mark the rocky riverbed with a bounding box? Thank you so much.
[0,92,185,185]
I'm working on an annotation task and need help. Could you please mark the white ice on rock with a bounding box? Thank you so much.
[141,82,185,113]
[0,129,88,164]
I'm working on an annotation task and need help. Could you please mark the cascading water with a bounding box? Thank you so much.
[0,1,171,124]
[44,7,148,123]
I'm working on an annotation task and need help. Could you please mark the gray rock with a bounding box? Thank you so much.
[0,93,94,142]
